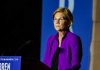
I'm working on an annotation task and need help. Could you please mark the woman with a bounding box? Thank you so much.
[43,7,82,70]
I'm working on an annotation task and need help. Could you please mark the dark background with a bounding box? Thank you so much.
[0,0,49,70]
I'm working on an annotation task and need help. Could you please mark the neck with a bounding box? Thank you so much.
[58,31,66,38]
[58,31,66,47]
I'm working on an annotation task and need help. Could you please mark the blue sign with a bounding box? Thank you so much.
[0,56,21,70]
[41,0,93,70]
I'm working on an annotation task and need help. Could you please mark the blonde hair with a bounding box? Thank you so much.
[53,8,73,27]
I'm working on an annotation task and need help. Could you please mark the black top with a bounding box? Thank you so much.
[51,47,60,70]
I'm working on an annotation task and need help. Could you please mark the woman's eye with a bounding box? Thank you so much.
[54,18,65,21]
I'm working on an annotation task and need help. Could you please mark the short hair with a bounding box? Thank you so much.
[53,8,73,25]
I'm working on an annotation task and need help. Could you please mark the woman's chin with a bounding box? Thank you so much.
[55,28,60,31]
[55,29,63,32]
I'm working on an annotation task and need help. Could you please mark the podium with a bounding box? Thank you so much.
[21,58,51,70]
[35,61,51,70]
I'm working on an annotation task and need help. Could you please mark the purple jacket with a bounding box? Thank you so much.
[43,31,82,70]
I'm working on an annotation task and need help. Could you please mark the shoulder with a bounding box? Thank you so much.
[47,35,55,41]
[67,32,80,39]
[47,35,56,44]
[67,32,81,42]
[67,32,82,49]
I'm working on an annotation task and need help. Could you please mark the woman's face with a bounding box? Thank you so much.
[53,12,68,32]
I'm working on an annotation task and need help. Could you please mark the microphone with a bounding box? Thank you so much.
[14,40,31,55]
